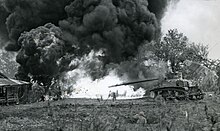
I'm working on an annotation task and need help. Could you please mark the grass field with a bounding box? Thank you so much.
[1,96,220,131]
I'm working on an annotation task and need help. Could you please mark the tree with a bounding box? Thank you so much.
[204,59,220,92]
[183,42,209,63]
[154,29,209,73]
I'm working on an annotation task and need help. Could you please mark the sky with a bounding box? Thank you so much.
[161,0,220,59]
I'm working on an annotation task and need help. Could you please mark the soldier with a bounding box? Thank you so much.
[100,95,103,101]
[133,111,147,126]
[108,91,117,102]
[112,92,117,102]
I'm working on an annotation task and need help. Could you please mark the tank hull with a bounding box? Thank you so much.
[150,86,205,101]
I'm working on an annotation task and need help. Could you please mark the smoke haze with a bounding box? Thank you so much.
[162,0,220,59]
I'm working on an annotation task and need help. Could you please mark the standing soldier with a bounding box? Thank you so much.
[112,92,117,102]
[108,91,117,102]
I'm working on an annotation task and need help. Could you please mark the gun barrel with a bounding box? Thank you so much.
[108,78,158,88]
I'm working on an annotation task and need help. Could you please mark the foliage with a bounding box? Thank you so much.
[2,98,220,131]
[184,42,209,62]
[206,59,220,91]
[182,60,218,91]
[154,29,188,73]
[188,59,220,91]
[154,29,209,73]
[149,29,217,91]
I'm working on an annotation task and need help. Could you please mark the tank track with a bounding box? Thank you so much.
[150,86,204,101]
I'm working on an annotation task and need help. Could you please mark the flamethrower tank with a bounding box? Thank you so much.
[108,71,205,101]
[108,60,211,101]
[149,78,205,101]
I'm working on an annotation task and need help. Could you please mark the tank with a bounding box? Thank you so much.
[149,78,205,100]
[150,71,205,101]
[109,74,205,101]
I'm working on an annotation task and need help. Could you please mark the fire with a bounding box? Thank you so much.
[61,50,145,99]
[68,70,145,99]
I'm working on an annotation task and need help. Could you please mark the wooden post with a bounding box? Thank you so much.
[5,87,8,106]
[16,86,19,104]
[0,87,2,105]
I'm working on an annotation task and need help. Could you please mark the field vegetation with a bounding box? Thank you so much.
[1,96,220,131]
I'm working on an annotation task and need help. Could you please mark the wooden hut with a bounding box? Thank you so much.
[0,73,30,105]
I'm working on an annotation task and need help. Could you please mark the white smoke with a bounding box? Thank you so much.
[66,70,145,99]
[162,0,220,59]
[60,50,145,99]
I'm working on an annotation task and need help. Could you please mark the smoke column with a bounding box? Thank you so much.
[0,0,9,48]
[3,0,72,51]
[59,0,162,64]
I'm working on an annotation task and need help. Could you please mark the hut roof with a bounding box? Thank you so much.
[0,72,30,86]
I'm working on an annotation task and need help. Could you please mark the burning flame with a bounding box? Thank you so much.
[67,70,145,99]
[61,50,145,99]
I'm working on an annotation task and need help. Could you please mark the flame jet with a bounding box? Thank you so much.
[109,78,158,88]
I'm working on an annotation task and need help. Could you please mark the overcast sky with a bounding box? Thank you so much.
[161,0,220,59]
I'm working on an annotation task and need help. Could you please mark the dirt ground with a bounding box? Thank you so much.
[1,96,220,131]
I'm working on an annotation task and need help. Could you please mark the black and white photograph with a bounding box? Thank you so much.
[0,0,220,130]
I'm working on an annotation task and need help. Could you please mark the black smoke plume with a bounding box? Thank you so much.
[0,0,169,85]
[59,0,165,64]
[148,0,169,20]
[3,0,72,51]
[15,23,64,84]
[0,1,9,48]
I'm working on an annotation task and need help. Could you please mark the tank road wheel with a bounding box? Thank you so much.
[196,91,205,100]
[165,90,176,100]
[195,94,204,100]
[161,91,169,100]
[150,91,156,99]
[189,95,199,100]
[175,91,188,100]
